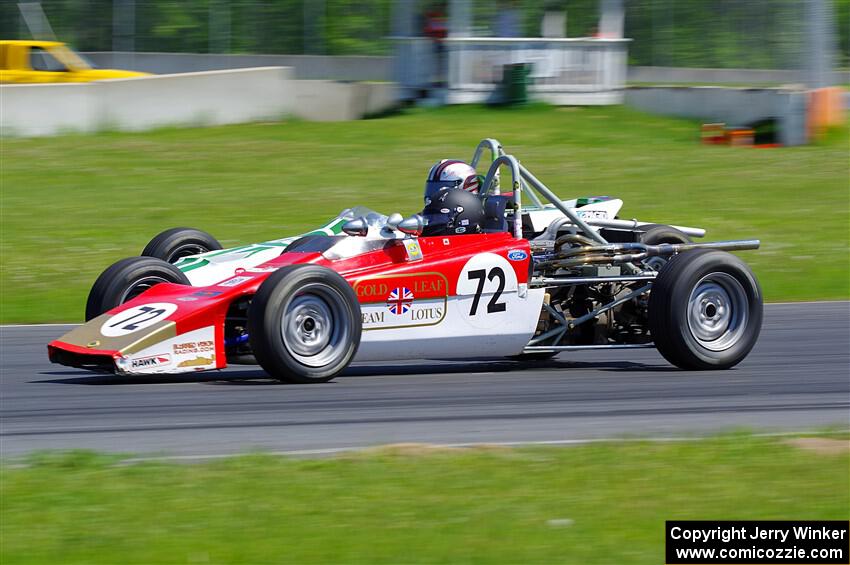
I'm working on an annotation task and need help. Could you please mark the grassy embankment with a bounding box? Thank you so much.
[1,435,847,564]
[1,105,847,323]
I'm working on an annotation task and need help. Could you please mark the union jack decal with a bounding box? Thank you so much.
[386,287,414,315]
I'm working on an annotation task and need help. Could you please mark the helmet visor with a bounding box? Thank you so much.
[424,179,461,201]
[421,211,452,236]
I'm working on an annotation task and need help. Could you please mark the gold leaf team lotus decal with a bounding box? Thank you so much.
[354,272,448,331]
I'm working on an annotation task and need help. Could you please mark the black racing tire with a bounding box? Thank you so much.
[639,224,692,271]
[85,257,191,321]
[639,224,692,245]
[648,249,762,370]
[248,265,361,383]
[141,227,222,264]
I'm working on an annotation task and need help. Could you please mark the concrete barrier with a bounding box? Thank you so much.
[627,66,849,86]
[624,86,809,146]
[1,66,403,136]
[82,52,393,82]
[0,82,98,136]
[99,67,294,131]
[1,67,295,136]
[293,81,398,121]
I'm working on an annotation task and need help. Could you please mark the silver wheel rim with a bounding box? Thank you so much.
[120,276,169,303]
[687,272,748,351]
[166,243,209,263]
[280,284,350,368]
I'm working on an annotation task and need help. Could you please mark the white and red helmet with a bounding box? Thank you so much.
[424,160,480,201]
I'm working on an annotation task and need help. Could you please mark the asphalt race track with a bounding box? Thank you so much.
[1,303,847,459]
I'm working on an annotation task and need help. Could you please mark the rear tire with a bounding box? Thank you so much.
[639,224,691,245]
[648,249,762,370]
[248,265,361,383]
[639,224,691,271]
[85,257,190,321]
[142,228,222,264]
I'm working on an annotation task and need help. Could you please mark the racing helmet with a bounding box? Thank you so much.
[424,160,480,201]
[422,187,486,236]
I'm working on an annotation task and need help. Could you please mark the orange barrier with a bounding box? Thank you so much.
[808,87,846,140]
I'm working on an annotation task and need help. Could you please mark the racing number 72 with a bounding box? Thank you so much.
[108,306,167,331]
[468,267,507,315]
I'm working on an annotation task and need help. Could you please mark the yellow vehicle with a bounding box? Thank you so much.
[0,40,148,83]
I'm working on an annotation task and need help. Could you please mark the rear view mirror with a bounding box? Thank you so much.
[342,217,368,237]
[397,214,424,237]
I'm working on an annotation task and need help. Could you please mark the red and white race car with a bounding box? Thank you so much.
[49,140,763,382]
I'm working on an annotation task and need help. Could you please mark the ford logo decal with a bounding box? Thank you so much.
[507,249,528,261]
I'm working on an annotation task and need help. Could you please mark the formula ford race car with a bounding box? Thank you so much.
[49,139,763,382]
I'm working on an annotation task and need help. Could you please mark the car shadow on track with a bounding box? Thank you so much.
[34,358,673,386]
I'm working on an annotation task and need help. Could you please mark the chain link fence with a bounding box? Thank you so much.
[1,0,847,69]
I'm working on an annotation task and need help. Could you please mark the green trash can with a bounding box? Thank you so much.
[502,63,531,106]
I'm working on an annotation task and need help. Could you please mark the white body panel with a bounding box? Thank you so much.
[122,326,217,375]
[354,252,545,362]
[354,289,544,361]
[525,198,624,233]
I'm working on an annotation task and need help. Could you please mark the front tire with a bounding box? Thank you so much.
[248,265,361,383]
[142,227,222,264]
[648,249,762,370]
[85,257,191,320]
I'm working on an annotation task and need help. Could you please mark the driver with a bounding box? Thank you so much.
[424,159,481,201]
[421,187,486,236]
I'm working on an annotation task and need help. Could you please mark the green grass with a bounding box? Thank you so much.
[1,105,847,323]
[1,435,847,564]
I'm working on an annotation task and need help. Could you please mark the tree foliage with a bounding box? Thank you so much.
[0,0,846,68]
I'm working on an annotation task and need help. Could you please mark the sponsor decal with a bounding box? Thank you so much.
[86,340,100,348]
[100,302,178,337]
[440,208,450,213]
[362,310,386,325]
[123,325,216,374]
[192,290,223,297]
[130,354,171,369]
[173,339,215,355]
[386,287,414,315]
[176,297,198,302]
[356,274,445,301]
[455,227,466,234]
[507,249,528,261]
[576,209,609,220]
[403,239,423,262]
[354,273,448,331]
[177,355,215,368]
[218,276,252,287]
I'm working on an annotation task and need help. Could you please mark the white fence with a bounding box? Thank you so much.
[395,37,631,105]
